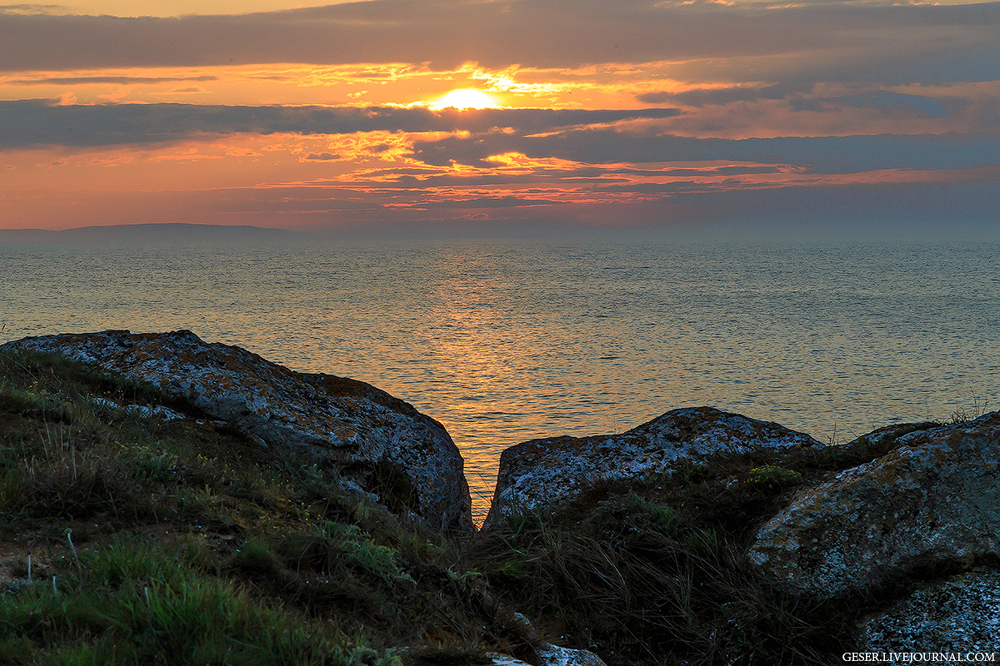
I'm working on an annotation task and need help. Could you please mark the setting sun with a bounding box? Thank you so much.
[2,0,1000,661]
[430,88,500,110]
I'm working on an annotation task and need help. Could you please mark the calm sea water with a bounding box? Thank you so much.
[3,238,999,522]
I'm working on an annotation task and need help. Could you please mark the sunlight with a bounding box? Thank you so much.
[430,88,500,110]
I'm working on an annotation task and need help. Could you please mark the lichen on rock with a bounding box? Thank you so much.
[749,413,1000,600]
[2,330,472,531]
[859,568,1000,653]
[484,406,823,528]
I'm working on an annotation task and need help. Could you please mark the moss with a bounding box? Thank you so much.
[745,465,803,493]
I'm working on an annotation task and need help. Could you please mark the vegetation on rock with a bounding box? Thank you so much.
[0,349,531,665]
[0,347,978,664]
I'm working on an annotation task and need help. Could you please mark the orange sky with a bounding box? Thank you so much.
[2,0,999,235]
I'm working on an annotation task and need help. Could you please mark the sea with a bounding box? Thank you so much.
[3,236,999,523]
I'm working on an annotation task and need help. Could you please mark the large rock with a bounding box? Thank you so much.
[484,406,823,528]
[3,330,472,531]
[858,568,1000,653]
[749,413,1000,600]
[489,646,606,666]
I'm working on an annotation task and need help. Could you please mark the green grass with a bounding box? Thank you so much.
[0,348,536,665]
[469,494,840,665]
[0,538,403,666]
[0,346,944,665]
[464,425,945,665]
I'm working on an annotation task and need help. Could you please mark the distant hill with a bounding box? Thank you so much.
[0,223,296,244]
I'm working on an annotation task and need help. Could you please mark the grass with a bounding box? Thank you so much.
[464,423,952,666]
[469,493,839,665]
[0,348,538,665]
[0,346,960,665]
[950,395,990,424]
[0,539,402,666]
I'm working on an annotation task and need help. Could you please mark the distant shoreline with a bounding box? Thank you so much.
[0,222,295,244]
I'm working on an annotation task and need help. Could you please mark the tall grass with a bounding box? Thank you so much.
[0,349,531,665]
[464,426,940,666]
[0,539,403,666]
[1,346,933,665]
[469,493,837,665]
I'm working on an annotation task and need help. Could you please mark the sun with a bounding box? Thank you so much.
[430,88,500,110]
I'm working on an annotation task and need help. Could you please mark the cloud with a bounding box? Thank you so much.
[5,74,218,85]
[0,0,997,85]
[15,172,997,236]
[7,96,984,181]
[326,162,784,189]
[410,128,1000,174]
[0,100,680,148]
[832,91,949,118]
[637,83,811,107]
[0,4,67,15]
[303,152,341,161]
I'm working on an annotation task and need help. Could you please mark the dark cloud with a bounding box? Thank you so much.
[0,100,680,148]
[7,74,218,85]
[303,152,341,161]
[645,86,954,118]
[0,0,997,81]
[415,196,556,209]
[662,179,1000,240]
[0,4,65,15]
[638,83,811,107]
[6,163,998,237]
[832,91,949,118]
[635,91,672,105]
[411,128,1000,174]
[340,163,782,189]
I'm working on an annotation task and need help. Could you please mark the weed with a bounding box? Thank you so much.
[0,345,891,665]
[231,537,280,576]
[0,349,521,664]
[744,465,802,493]
[676,460,709,485]
[950,395,990,424]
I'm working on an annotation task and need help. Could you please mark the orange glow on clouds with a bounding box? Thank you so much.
[2,0,998,232]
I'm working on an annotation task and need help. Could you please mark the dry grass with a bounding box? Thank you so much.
[464,427,943,666]
[0,348,539,665]
[0,346,944,665]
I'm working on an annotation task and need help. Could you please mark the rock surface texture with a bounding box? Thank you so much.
[3,330,472,531]
[859,568,1000,653]
[489,646,606,666]
[749,413,1000,600]
[484,406,823,528]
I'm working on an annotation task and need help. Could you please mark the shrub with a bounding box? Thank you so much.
[744,465,803,493]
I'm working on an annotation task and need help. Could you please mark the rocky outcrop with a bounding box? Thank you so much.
[483,406,823,528]
[490,646,606,666]
[749,413,1000,600]
[490,613,606,666]
[2,330,472,531]
[858,568,1000,653]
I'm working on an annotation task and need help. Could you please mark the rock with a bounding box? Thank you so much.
[3,330,472,531]
[499,612,607,666]
[535,645,607,666]
[90,396,186,421]
[749,413,1000,600]
[859,568,1000,653]
[841,421,940,450]
[488,645,607,666]
[484,406,823,528]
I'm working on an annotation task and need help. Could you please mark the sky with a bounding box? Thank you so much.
[1,0,999,237]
